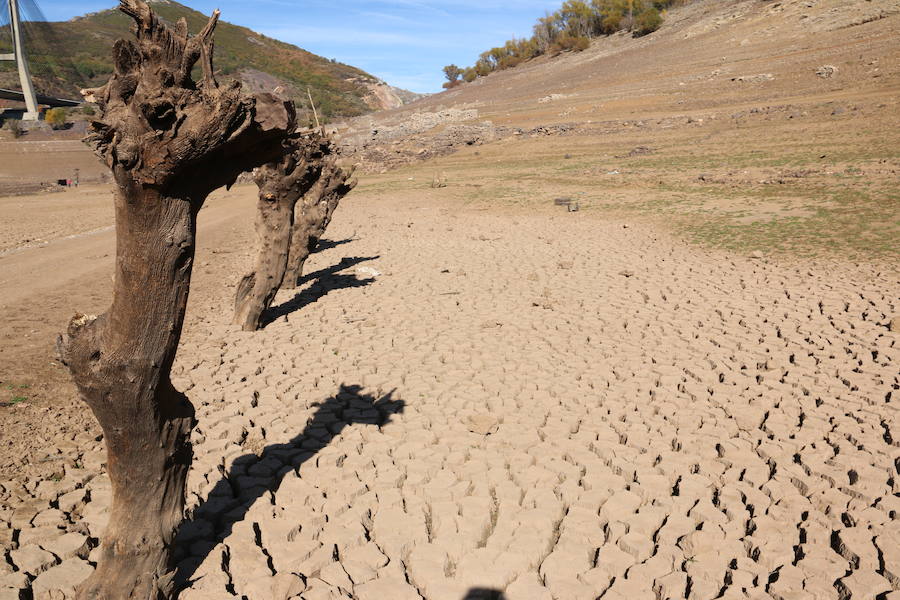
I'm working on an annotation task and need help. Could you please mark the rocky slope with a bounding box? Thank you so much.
[337,0,900,167]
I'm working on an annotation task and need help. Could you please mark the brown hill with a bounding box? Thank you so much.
[339,0,899,258]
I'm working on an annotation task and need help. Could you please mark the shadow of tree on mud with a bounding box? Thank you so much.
[175,384,403,589]
[263,255,379,327]
[313,237,357,254]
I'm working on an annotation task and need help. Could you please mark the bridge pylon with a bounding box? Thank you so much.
[1,0,40,120]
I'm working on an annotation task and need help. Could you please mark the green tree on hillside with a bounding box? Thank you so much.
[592,0,631,33]
[443,64,461,83]
[447,0,678,83]
[558,0,595,38]
[533,12,561,53]
[634,5,664,35]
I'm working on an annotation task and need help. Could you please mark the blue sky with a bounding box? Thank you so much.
[31,0,562,92]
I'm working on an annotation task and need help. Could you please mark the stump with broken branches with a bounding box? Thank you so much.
[233,132,331,331]
[284,154,358,288]
[56,1,295,597]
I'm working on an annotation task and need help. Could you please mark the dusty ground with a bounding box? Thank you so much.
[1,183,898,599]
[1,0,899,598]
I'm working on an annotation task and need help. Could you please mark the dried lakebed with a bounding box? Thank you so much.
[1,197,898,600]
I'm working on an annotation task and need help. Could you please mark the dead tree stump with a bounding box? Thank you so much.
[233,133,330,331]
[56,2,295,597]
[284,156,357,288]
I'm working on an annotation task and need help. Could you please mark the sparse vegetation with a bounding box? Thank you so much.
[45,107,68,130]
[1,383,29,406]
[448,0,684,83]
[4,119,24,138]
[634,6,664,35]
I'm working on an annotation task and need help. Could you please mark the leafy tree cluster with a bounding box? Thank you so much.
[443,0,680,87]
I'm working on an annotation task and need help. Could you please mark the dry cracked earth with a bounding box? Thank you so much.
[1,197,899,600]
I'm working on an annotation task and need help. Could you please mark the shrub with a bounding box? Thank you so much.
[600,12,624,33]
[45,108,68,130]
[474,59,493,77]
[442,79,463,89]
[500,55,524,69]
[554,33,591,53]
[634,7,663,36]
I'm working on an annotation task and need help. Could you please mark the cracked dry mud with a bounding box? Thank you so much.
[2,197,898,600]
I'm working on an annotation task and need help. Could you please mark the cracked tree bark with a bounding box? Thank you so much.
[233,133,330,331]
[56,2,295,597]
[283,156,358,289]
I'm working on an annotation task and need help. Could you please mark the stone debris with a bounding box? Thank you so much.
[731,73,775,83]
[355,266,382,278]
[466,414,500,436]
[538,93,568,103]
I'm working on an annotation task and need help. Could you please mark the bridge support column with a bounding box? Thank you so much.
[4,0,39,120]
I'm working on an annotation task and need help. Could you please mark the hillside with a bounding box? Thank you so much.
[0,0,424,118]
[339,0,900,258]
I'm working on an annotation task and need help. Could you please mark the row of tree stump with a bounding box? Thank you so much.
[55,1,355,597]
[234,133,356,332]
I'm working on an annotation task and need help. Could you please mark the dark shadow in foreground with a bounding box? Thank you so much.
[313,237,356,254]
[263,255,379,327]
[464,589,506,600]
[174,384,403,590]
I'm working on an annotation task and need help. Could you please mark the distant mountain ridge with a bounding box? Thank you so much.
[0,0,425,118]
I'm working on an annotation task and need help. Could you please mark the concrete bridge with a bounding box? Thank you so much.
[0,87,80,108]
[1,0,81,119]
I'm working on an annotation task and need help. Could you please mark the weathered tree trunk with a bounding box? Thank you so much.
[234,134,329,331]
[284,157,357,288]
[60,182,198,598]
[57,2,295,597]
